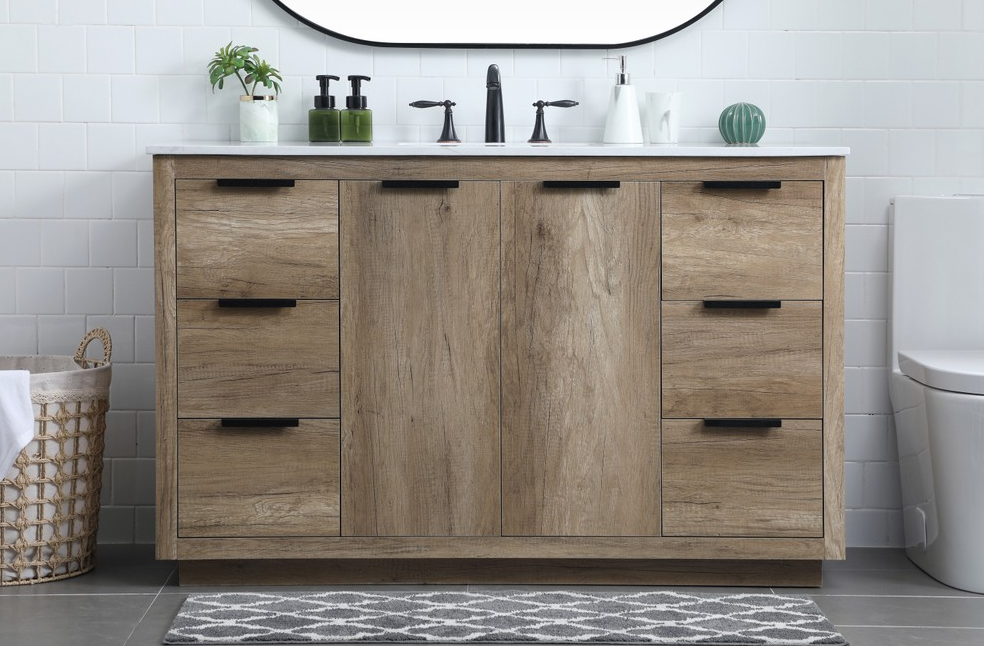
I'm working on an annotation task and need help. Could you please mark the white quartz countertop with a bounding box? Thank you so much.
[147,142,849,157]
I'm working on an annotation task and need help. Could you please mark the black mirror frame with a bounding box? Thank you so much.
[270,0,725,49]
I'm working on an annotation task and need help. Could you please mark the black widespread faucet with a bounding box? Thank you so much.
[485,64,505,143]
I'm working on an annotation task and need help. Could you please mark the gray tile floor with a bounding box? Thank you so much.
[1,546,982,645]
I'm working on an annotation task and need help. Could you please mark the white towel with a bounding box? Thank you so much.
[0,370,34,480]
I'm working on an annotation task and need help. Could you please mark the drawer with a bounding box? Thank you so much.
[662,419,823,538]
[177,300,339,418]
[661,301,822,418]
[661,181,823,300]
[176,179,338,299]
[178,419,340,538]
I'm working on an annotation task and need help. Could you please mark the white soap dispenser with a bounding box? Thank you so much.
[602,55,643,144]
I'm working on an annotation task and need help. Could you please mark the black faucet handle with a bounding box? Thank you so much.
[528,100,580,144]
[410,100,456,109]
[409,100,460,144]
[538,100,579,109]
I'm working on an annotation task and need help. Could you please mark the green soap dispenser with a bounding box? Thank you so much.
[309,74,341,142]
[341,75,372,143]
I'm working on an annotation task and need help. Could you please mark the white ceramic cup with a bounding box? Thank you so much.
[645,92,681,144]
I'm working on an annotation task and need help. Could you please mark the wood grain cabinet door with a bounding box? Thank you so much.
[501,181,661,537]
[340,180,501,537]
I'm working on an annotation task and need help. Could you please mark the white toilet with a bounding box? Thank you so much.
[889,195,984,594]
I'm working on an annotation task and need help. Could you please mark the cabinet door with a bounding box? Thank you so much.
[340,180,500,537]
[501,181,661,536]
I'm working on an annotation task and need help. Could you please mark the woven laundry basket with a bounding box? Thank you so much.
[0,329,112,585]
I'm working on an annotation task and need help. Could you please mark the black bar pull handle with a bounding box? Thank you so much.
[703,300,782,309]
[704,418,783,429]
[381,180,459,189]
[702,180,782,190]
[221,418,301,428]
[216,179,296,188]
[217,299,297,308]
[543,181,621,189]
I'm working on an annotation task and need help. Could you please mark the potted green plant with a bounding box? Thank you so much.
[208,42,283,143]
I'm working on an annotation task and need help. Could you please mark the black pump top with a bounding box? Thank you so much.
[315,75,339,109]
[346,75,370,109]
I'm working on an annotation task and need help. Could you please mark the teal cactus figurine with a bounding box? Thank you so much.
[718,102,766,144]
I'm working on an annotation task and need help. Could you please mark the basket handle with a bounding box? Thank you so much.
[75,328,113,368]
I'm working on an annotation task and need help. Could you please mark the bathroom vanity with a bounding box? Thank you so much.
[151,143,847,586]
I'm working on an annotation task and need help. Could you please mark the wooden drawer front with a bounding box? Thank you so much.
[662,301,822,418]
[176,179,338,299]
[178,419,340,537]
[661,181,823,300]
[177,300,339,418]
[662,419,823,537]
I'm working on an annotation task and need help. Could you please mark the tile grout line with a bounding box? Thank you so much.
[810,593,984,601]
[0,592,161,597]
[837,625,984,630]
[122,565,180,646]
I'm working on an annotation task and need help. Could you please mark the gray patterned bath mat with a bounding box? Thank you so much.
[163,590,848,645]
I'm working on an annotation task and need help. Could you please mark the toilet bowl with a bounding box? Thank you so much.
[889,195,984,594]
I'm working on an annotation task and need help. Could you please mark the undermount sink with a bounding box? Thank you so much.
[397,142,517,146]
[394,142,607,147]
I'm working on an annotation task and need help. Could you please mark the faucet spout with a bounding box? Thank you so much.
[485,64,505,143]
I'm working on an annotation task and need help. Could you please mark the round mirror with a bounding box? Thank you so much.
[272,0,724,48]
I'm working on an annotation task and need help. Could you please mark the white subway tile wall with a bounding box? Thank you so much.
[36,313,85,354]
[39,124,86,170]
[0,268,15,313]
[2,0,981,545]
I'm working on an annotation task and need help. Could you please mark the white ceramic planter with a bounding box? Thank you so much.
[239,96,278,142]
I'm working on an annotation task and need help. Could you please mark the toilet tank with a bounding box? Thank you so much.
[890,196,984,371]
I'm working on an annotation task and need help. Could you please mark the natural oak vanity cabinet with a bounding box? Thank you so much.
[165,175,340,541]
[154,148,845,587]
[658,179,831,542]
